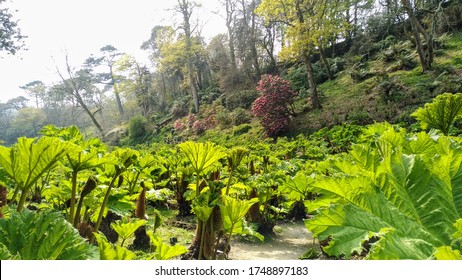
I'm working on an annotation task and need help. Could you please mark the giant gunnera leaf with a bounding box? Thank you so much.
[306,126,462,259]
[0,210,97,260]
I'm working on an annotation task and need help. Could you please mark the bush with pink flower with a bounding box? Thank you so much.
[173,119,186,131]
[192,120,206,134]
[251,75,297,137]
[186,114,197,128]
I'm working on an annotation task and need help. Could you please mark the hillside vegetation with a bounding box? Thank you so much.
[155,32,462,147]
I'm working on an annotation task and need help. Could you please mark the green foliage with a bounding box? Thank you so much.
[285,64,309,93]
[378,40,416,70]
[227,147,249,172]
[434,246,462,260]
[412,93,462,135]
[150,209,164,234]
[375,75,408,104]
[0,210,96,260]
[220,196,259,235]
[178,141,226,178]
[39,125,86,143]
[0,5,26,55]
[348,62,373,82]
[280,172,314,202]
[128,115,148,144]
[229,107,252,126]
[94,232,136,260]
[149,235,188,260]
[306,128,462,259]
[111,219,146,246]
[192,203,214,223]
[0,137,69,211]
[225,90,259,111]
[311,124,364,153]
[92,148,138,241]
[233,124,252,136]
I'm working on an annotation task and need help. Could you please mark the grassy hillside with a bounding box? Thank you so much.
[289,32,462,135]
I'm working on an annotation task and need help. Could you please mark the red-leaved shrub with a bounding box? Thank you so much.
[251,75,297,137]
[173,119,186,131]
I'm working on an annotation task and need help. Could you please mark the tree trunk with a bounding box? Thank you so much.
[57,56,105,136]
[401,0,432,72]
[225,0,237,71]
[228,29,237,71]
[304,55,322,109]
[75,92,104,135]
[179,0,200,113]
[109,64,124,120]
[319,44,333,80]
[239,0,261,81]
[249,0,261,81]
[263,24,278,72]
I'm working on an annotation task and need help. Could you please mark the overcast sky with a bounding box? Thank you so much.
[0,0,226,103]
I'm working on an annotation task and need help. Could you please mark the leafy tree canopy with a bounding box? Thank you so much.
[0,0,26,56]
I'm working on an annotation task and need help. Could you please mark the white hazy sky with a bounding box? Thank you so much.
[0,0,226,103]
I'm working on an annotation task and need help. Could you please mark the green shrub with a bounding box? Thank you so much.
[230,107,252,126]
[225,90,259,110]
[216,106,233,128]
[286,64,309,93]
[233,124,252,136]
[376,75,407,104]
[348,62,373,82]
[346,110,373,125]
[128,115,148,143]
[311,124,364,153]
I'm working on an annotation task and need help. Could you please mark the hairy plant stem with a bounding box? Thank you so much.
[198,219,206,260]
[68,170,78,223]
[225,170,234,196]
[224,224,234,259]
[90,171,121,244]
[16,189,28,212]
[195,175,205,259]
[10,187,20,207]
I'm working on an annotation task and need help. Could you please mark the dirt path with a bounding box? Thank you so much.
[228,221,317,260]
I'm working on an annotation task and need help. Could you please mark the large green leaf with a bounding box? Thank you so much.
[0,210,96,260]
[0,137,69,210]
[412,92,462,135]
[434,246,462,260]
[178,141,225,176]
[367,228,436,260]
[0,137,67,186]
[66,142,105,172]
[111,219,146,243]
[306,128,462,259]
[94,232,136,260]
[220,196,259,234]
[280,172,314,202]
[149,235,188,260]
[192,204,213,223]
